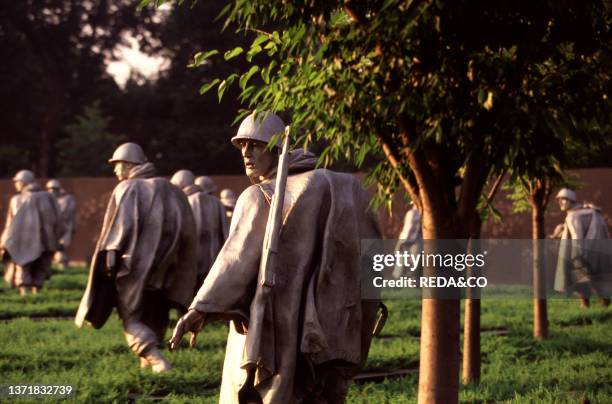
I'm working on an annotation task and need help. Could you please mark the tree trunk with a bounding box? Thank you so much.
[419,298,461,404]
[418,209,461,404]
[462,298,480,384]
[462,214,482,385]
[532,195,549,340]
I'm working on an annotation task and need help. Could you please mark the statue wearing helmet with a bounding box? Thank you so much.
[554,188,611,307]
[76,142,198,373]
[46,179,78,269]
[195,176,218,195]
[1,170,61,295]
[170,111,382,403]
[171,169,228,289]
[219,188,237,219]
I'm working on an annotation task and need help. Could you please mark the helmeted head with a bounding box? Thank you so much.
[171,169,196,190]
[556,188,577,212]
[46,179,61,191]
[231,111,284,181]
[220,188,237,209]
[109,142,147,181]
[195,176,217,194]
[13,169,35,192]
[231,111,285,148]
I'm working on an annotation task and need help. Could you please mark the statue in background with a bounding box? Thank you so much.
[220,188,237,220]
[172,169,229,289]
[195,175,218,195]
[46,179,77,269]
[393,203,422,279]
[554,188,612,308]
[75,142,198,372]
[1,170,61,295]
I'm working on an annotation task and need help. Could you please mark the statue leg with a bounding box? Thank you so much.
[29,253,53,293]
[14,263,32,294]
[140,290,170,342]
[117,292,172,373]
[302,362,352,403]
[4,262,17,288]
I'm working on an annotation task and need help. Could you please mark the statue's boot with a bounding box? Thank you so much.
[31,287,39,295]
[579,297,590,308]
[19,287,27,296]
[143,347,171,373]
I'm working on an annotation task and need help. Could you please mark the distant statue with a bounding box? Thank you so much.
[393,203,422,279]
[553,188,611,308]
[171,169,229,289]
[75,142,198,372]
[1,170,61,295]
[195,175,218,195]
[169,112,382,403]
[220,188,237,220]
[549,223,565,239]
[46,179,77,269]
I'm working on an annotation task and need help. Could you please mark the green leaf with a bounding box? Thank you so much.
[189,50,219,68]
[261,60,277,84]
[246,45,262,62]
[137,0,152,10]
[224,47,244,60]
[252,34,269,48]
[226,73,239,84]
[218,80,227,102]
[239,66,259,90]
[199,79,220,95]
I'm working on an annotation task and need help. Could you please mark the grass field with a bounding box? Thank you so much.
[1,267,610,403]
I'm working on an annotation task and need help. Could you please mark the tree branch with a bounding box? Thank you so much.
[482,170,506,210]
[343,4,365,25]
[376,132,422,212]
[396,114,453,232]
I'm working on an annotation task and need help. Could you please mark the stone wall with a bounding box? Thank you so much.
[1,168,610,264]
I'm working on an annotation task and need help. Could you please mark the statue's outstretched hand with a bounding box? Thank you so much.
[169,309,205,350]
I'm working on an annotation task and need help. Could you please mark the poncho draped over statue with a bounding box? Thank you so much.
[75,163,198,329]
[190,150,381,403]
[183,185,229,279]
[55,191,77,249]
[554,204,612,298]
[1,183,61,267]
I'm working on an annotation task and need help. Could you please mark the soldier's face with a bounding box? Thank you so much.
[113,161,134,181]
[14,181,24,192]
[557,197,572,211]
[238,139,277,180]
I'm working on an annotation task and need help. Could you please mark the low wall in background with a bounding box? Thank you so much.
[1,168,610,264]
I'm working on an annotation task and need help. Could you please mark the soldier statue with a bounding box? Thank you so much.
[554,188,612,308]
[195,176,218,195]
[219,188,237,220]
[393,202,422,279]
[46,179,77,269]
[171,169,228,288]
[1,170,61,295]
[75,142,198,372]
[170,112,382,403]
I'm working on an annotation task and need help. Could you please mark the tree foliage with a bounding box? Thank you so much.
[145,0,610,216]
[56,101,125,177]
[0,0,156,176]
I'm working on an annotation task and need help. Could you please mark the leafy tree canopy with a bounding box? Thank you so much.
[146,0,610,219]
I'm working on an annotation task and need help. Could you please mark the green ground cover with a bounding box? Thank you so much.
[0,267,610,403]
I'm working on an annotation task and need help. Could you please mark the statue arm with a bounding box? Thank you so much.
[0,196,19,251]
[189,185,268,323]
